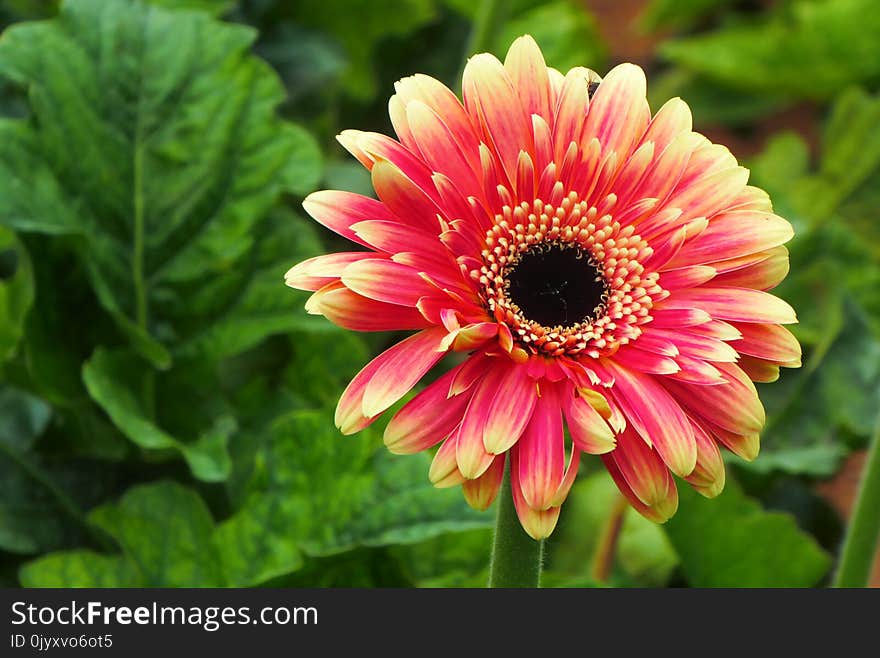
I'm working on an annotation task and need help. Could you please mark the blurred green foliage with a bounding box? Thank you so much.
[0,0,877,588]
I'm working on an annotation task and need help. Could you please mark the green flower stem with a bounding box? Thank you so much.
[834,417,880,587]
[488,462,543,588]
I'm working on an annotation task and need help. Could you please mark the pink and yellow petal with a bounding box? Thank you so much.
[603,426,678,515]
[462,454,506,511]
[335,327,448,433]
[429,432,466,488]
[341,258,436,306]
[384,366,474,454]
[504,35,553,126]
[302,190,393,247]
[581,63,650,163]
[510,447,562,539]
[284,252,378,291]
[515,385,566,511]
[462,53,532,184]
[308,283,431,332]
[563,389,616,454]
[602,360,697,478]
[602,451,678,523]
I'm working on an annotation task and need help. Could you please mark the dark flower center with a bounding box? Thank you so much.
[505,242,609,329]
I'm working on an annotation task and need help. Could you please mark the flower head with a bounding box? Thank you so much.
[285,36,801,539]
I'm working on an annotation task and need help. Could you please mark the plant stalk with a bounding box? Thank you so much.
[834,417,880,587]
[488,462,543,588]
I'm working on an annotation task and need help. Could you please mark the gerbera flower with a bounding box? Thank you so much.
[285,36,801,539]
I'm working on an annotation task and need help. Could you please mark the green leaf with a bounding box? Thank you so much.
[89,481,224,586]
[282,330,371,407]
[660,0,880,101]
[0,0,323,366]
[214,497,305,587]
[664,480,831,587]
[0,386,111,555]
[20,481,224,587]
[390,528,492,587]
[219,409,490,584]
[812,88,880,215]
[82,348,233,482]
[173,208,328,362]
[290,0,437,99]
[0,226,33,363]
[20,551,139,588]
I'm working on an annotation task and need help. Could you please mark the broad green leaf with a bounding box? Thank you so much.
[290,0,437,99]
[20,481,224,587]
[660,0,880,101]
[0,386,51,452]
[282,330,371,408]
[0,226,33,363]
[20,551,139,588]
[749,91,880,338]
[219,409,490,584]
[89,481,224,586]
[82,348,234,481]
[173,208,328,362]
[214,497,304,587]
[550,470,679,587]
[761,89,880,226]
[389,528,492,587]
[664,480,831,587]
[219,329,372,507]
[15,239,102,407]
[0,386,109,554]
[0,0,322,366]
